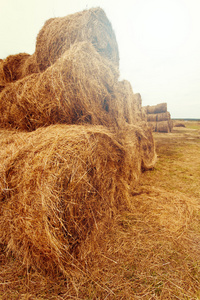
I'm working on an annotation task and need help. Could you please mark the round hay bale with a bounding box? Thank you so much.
[156,111,170,122]
[21,53,40,77]
[0,123,156,272]
[148,121,157,132]
[114,80,141,125]
[147,114,157,122]
[134,93,142,110]
[0,53,31,84]
[0,42,120,131]
[147,103,167,114]
[35,7,119,71]
[174,121,185,128]
[168,119,174,132]
[141,106,147,121]
[156,120,170,133]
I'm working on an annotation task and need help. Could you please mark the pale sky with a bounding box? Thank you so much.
[0,0,200,119]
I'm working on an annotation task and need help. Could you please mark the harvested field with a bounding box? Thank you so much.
[0,121,200,299]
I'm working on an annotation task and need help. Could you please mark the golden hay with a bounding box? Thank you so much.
[35,7,119,71]
[156,120,170,133]
[114,80,142,125]
[0,53,30,84]
[147,113,157,122]
[156,111,170,122]
[20,53,40,77]
[146,103,167,114]
[148,121,157,132]
[0,123,156,272]
[0,42,122,131]
[174,121,185,127]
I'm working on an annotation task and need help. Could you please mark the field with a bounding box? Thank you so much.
[0,120,200,299]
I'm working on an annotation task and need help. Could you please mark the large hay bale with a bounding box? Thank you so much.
[156,111,170,122]
[0,42,121,131]
[147,114,157,122]
[0,53,39,94]
[21,53,40,77]
[147,103,167,114]
[134,93,142,110]
[174,121,185,128]
[156,120,170,133]
[35,7,119,72]
[0,53,30,84]
[114,80,142,125]
[148,121,157,132]
[0,123,156,272]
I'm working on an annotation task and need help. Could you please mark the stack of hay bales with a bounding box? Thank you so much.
[0,7,156,273]
[144,102,173,133]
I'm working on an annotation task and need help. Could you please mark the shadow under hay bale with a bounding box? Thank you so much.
[35,7,119,72]
[0,42,121,131]
[0,123,156,273]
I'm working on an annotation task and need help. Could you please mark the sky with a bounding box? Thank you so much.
[0,0,200,119]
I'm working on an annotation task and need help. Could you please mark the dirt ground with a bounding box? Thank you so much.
[0,120,200,299]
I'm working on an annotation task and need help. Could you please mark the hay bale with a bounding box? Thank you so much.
[148,121,157,132]
[134,93,142,110]
[0,123,156,272]
[141,106,147,121]
[156,111,170,122]
[114,80,142,125]
[0,53,39,93]
[156,120,169,133]
[147,103,167,114]
[168,119,173,132]
[35,7,119,72]
[174,121,185,128]
[0,53,31,84]
[21,53,40,77]
[147,114,157,122]
[0,42,121,131]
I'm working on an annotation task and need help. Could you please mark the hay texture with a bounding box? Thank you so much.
[144,103,173,132]
[146,102,167,114]
[147,114,157,122]
[114,80,144,125]
[0,53,39,93]
[35,7,119,71]
[0,42,122,131]
[156,120,170,133]
[0,123,156,272]
[0,53,33,83]
[157,111,170,122]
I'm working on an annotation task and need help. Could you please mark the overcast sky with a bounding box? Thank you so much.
[0,0,200,118]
